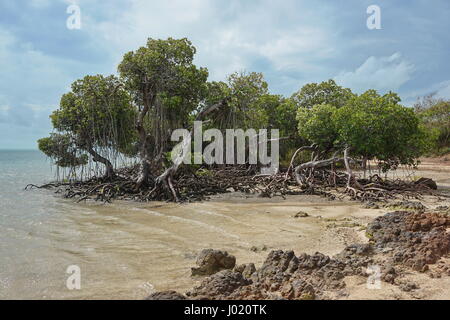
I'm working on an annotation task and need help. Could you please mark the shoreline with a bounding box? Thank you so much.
[2,160,449,300]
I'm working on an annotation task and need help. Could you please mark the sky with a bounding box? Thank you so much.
[0,0,449,149]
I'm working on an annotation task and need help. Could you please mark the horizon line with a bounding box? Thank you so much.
[0,148,39,151]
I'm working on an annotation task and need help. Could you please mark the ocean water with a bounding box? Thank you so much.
[0,150,73,298]
[0,150,363,300]
[0,150,167,299]
[0,150,249,299]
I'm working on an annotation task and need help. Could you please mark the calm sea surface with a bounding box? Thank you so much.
[0,150,162,299]
[0,150,364,300]
[0,150,268,299]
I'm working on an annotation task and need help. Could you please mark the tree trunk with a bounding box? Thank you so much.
[344,147,362,189]
[151,99,229,201]
[136,93,155,188]
[362,156,368,179]
[87,145,115,179]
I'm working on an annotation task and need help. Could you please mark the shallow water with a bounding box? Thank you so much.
[0,150,381,299]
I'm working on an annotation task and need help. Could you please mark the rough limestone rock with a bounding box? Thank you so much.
[398,281,419,292]
[367,211,450,272]
[188,247,374,300]
[234,263,257,280]
[187,270,251,299]
[191,249,236,276]
[146,291,186,300]
[148,211,449,300]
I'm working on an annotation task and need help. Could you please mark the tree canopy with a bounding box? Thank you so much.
[118,37,209,185]
[415,94,450,154]
[296,89,427,172]
[335,91,425,170]
[38,133,88,168]
[39,74,136,178]
[291,79,354,109]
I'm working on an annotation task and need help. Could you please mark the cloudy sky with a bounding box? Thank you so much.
[0,0,449,149]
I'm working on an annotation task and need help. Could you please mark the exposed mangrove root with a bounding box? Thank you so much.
[25,162,443,204]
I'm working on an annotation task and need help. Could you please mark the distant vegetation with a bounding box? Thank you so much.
[414,93,450,156]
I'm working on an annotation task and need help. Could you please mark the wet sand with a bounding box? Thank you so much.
[42,195,386,299]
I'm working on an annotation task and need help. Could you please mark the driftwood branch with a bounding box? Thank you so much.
[285,144,317,179]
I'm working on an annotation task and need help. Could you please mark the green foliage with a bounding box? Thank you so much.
[118,37,208,158]
[38,134,88,168]
[119,38,207,100]
[118,37,208,120]
[335,91,426,168]
[257,95,292,134]
[228,71,269,128]
[297,103,338,151]
[203,73,303,164]
[415,96,450,154]
[291,79,354,109]
[292,79,355,162]
[258,95,303,162]
[51,74,137,153]
[205,71,269,130]
[296,89,427,171]
[203,81,231,107]
[37,36,437,179]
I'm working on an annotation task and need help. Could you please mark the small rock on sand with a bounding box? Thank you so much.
[414,177,438,190]
[191,249,236,276]
[293,211,309,218]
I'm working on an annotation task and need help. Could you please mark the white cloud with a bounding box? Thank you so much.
[402,79,450,106]
[85,0,337,82]
[416,80,450,100]
[334,53,415,94]
[0,29,81,128]
[435,80,450,98]
[258,27,336,72]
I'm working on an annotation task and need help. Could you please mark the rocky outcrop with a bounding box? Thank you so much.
[234,263,257,280]
[146,291,186,300]
[191,249,236,276]
[367,211,450,272]
[183,247,375,300]
[147,211,450,300]
[187,270,251,299]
